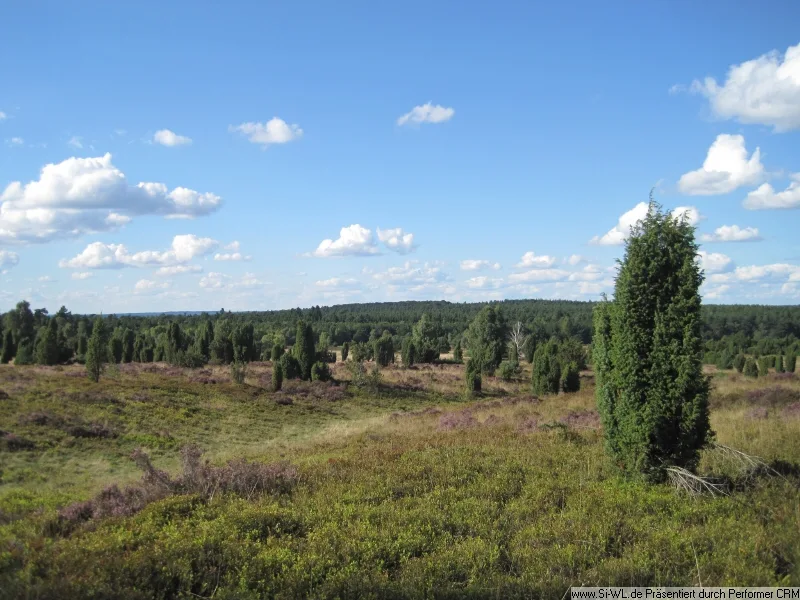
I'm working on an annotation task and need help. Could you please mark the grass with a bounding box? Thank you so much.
[1,362,799,598]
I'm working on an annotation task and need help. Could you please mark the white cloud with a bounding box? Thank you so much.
[710,263,800,283]
[71,271,93,280]
[38,275,54,282]
[134,279,170,294]
[155,264,202,276]
[465,276,504,289]
[214,252,251,262]
[697,250,732,273]
[567,265,604,281]
[315,277,360,288]
[678,134,764,195]
[397,102,455,126]
[153,129,192,147]
[700,224,762,242]
[688,42,800,132]
[67,136,83,149]
[508,268,570,283]
[199,271,268,291]
[704,284,730,300]
[7,137,24,146]
[376,227,416,254]
[310,224,379,258]
[0,111,6,121]
[460,259,501,271]
[59,234,219,269]
[592,203,706,246]
[590,203,649,245]
[0,250,19,269]
[743,174,800,210]
[517,251,556,268]
[373,261,448,286]
[567,254,587,266]
[229,118,302,147]
[672,206,703,225]
[0,153,222,244]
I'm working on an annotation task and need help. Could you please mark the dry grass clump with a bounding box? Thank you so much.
[57,445,300,528]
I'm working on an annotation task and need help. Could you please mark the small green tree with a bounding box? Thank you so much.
[412,313,442,363]
[560,361,580,393]
[293,321,315,380]
[270,343,284,362]
[311,361,332,382]
[452,340,463,363]
[401,338,415,367]
[1,328,14,363]
[122,328,135,363]
[230,346,247,384]
[272,362,283,391]
[373,333,395,367]
[85,317,107,383]
[787,352,797,373]
[743,357,759,378]
[715,348,733,370]
[465,359,481,395]
[341,342,349,362]
[531,338,561,396]
[465,305,508,376]
[776,355,785,373]
[757,356,771,376]
[36,319,61,365]
[733,353,746,373]
[592,199,711,481]
[498,360,521,381]
[278,352,301,380]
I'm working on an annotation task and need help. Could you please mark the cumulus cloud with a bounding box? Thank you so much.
[397,103,455,126]
[591,203,704,246]
[697,250,732,273]
[155,264,202,276]
[508,268,571,283]
[153,129,192,146]
[517,252,556,268]
[229,118,302,147]
[703,284,730,300]
[67,136,83,149]
[567,255,587,266]
[315,277,360,288]
[59,234,219,269]
[310,224,379,258]
[709,263,800,283]
[199,271,268,291]
[687,42,800,132]
[134,279,170,294]
[460,259,501,271]
[678,134,764,195]
[71,271,93,280]
[743,174,800,210]
[376,227,416,254]
[465,276,504,289]
[567,265,604,281]
[700,224,762,242]
[373,261,448,286]
[0,153,222,244]
[214,252,251,262]
[0,250,19,269]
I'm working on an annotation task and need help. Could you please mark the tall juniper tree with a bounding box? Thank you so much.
[592,198,711,481]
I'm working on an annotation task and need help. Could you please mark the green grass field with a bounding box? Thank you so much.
[1,361,799,598]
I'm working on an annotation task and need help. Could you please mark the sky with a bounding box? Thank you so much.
[1,0,800,313]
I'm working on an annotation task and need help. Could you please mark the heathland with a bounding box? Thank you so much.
[1,358,799,598]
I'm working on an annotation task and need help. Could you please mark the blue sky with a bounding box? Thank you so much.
[1,1,799,313]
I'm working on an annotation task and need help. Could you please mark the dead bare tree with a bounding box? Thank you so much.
[508,321,527,362]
